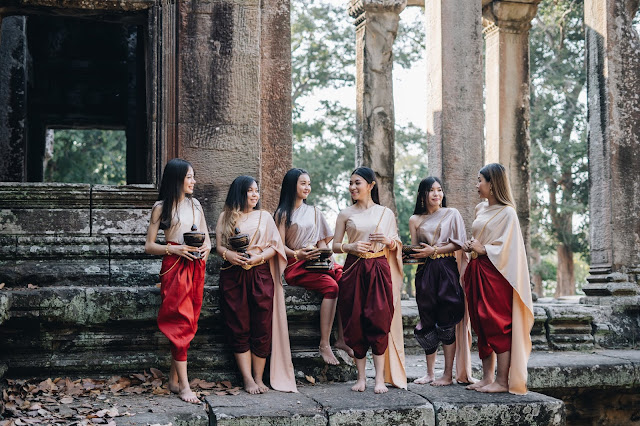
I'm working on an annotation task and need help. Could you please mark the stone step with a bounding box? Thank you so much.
[205,382,565,426]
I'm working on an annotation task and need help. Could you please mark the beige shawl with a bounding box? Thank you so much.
[243,210,298,393]
[471,201,534,395]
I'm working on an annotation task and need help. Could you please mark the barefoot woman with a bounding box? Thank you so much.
[333,167,406,394]
[408,177,474,387]
[275,168,352,365]
[462,163,534,394]
[145,158,211,403]
[216,176,297,394]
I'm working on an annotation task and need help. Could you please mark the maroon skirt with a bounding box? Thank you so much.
[219,263,274,358]
[338,254,393,359]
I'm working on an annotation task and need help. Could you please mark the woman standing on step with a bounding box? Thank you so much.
[333,167,406,394]
[462,163,534,394]
[145,158,211,404]
[215,176,297,394]
[274,168,353,365]
[407,177,474,387]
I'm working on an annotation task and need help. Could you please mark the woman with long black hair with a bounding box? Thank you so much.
[407,176,473,386]
[274,168,352,365]
[145,158,211,403]
[332,167,406,393]
[215,176,297,394]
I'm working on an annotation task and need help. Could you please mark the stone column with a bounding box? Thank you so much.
[349,0,406,213]
[425,0,484,229]
[260,0,293,212]
[482,0,540,279]
[582,0,640,302]
[0,16,28,182]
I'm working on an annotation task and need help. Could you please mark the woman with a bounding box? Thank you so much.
[332,167,406,394]
[408,177,473,386]
[215,176,297,394]
[145,158,211,404]
[274,168,352,365]
[462,163,534,394]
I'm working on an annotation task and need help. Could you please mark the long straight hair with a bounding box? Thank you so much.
[351,167,380,205]
[220,175,260,247]
[157,158,193,230]
[275,168,309,228]
[479,163,516,209]
[413,176,447,215]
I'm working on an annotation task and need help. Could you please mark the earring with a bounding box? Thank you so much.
[490,188,494,196]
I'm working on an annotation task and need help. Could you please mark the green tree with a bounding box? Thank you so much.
[44,129,126,185]
[530,0,588,297]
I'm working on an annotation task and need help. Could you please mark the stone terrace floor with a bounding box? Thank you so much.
[5,349,637,425]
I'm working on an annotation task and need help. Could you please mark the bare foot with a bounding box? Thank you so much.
[351,378,366,392]
[477,382,508,393]
[334,341,355,358]
[374,382,388,394]
[178,387,200,404]
[413,374,435,385]
[431,376,453,387]
[466,378,494,390]
[243,378,261,395]
[319,345,340,365]
[254,379,269,394]
[169,380,180,394]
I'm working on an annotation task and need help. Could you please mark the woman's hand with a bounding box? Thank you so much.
[198,244,211,262]
[463,238,485,255]
[369,232,391,247]
[411,243,436,259]
[169,244,200,261]
[226,250,249,266]
[246,253,265,266]
[296,247,320,261]
[346,241,372,255]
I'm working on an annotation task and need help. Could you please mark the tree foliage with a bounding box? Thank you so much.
[44,129,126,185]
[530,0,588,296]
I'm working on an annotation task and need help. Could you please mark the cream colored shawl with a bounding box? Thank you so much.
[345,204,407,389]
[471,201,533,395]
[242,210,298,393]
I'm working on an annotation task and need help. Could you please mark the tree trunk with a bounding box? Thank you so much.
[530,247,544,297]
[555,243,575,297]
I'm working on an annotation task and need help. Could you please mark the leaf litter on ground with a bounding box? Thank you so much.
[1,371,241,424]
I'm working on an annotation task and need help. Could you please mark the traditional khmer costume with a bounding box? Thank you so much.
[156,198,206,362]
[338,204,407,389]
[412,207,474,383]
[464,201,534,395]
[284,203,341,297]
[219,210,297,393]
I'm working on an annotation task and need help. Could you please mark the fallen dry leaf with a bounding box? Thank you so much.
[220,380,232,389]
[59,396,73,404]
[149,368,163,379]
[0,282,5,289]
[27,283,37,289]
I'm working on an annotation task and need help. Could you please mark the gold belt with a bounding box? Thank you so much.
[220,262,264,271]
[355,251,386,259]
[429,252,455,260]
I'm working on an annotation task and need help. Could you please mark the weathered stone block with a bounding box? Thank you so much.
[410,383,565,426]
[543,305,595,351]
[532,305,549,350]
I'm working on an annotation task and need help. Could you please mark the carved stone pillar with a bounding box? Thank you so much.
[425,0,484,229]
[482,0,540,268]
[582,0,640,303]
[0,16,28,182]
[349,0,406,212]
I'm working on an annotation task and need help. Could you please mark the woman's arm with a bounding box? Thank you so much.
[145,204,199,260]
[215,212,248,266]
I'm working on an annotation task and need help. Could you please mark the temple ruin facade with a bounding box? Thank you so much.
[0,0,639,423]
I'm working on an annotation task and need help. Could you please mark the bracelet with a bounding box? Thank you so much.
[337,243,344,253]
[260,254,265,264]
[294,250,299,261]
[388,240,397,251]
[433,246,438,256]
[165,245,170,255]
[222,249,228,261]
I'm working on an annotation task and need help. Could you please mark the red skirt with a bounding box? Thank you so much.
[338,255,393,359]
[464,255,513,359]
[157,244,206,362]
[284,257,342,299]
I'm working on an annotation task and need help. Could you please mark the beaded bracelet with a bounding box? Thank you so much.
[165,245,170,255]
[222,249,228,261]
